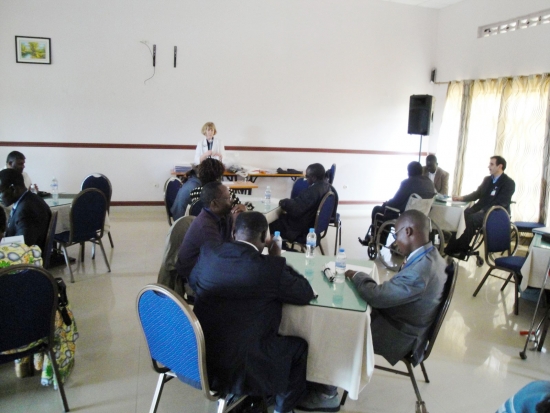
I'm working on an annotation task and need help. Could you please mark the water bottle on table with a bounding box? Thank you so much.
[306,228,316,258]
[272,231,282,251]
[335,248,347,280]
[50,177,59,204]
[264,186,271,206]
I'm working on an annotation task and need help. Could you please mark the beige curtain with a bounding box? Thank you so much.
[495,74,550,222]
[437,81,464,195]
[459,78,508,196]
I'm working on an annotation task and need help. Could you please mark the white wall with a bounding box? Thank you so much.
[0,0,438,203]
[435,0,550,82]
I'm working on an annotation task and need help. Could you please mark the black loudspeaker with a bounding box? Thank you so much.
[408,95,433,136]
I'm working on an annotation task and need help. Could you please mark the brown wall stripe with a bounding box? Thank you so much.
[0,141,427,156]
[111,200,381,207]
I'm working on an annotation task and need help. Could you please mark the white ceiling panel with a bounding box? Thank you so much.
[381,0,465,9]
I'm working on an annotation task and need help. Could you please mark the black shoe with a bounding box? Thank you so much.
[358,235,371,246]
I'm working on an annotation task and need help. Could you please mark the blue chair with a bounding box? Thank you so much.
[290,178,309,199]
[473,206,525,315]
[291,192,336,255]
[164,177,182,225]
[0,264,70,412]
[514,221,544,245]
[364,259,458,413]
[54,189,111,283]
[43,210,58,269]
[328,186,342,255]
[326,163,336,185]
[82,173,114,249]
[136,284,248,413]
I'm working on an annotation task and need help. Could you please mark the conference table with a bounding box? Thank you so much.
[43,193,111,234]
[520,233,550,291]
[238,195,282,224]
[279,253,379,400]
[429,199,469,237]
[171,169,303,183]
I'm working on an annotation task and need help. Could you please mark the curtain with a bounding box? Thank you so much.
[439,74,550,223]
[437,81,464,195]
[459,78,508,196]
[495,74,550,222]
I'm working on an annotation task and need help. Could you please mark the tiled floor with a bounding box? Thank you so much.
[1,206,549,413]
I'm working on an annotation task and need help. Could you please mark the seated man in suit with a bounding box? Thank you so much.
[270,163,331,242]
[298,210,446,412]
[423,154,449,195]
[0,169,51,252]
[5,151,37,192]
[190,212,315,413]
[359,161,435,246]
[176,181,246,296]
[444,155,515,259]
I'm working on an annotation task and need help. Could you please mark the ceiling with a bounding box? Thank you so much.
[381,0,464,9]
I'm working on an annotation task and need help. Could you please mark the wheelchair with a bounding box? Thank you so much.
[361,194,445,271]
[446,208,519,267]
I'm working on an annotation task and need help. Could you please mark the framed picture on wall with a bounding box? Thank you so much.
[15,36,51,64]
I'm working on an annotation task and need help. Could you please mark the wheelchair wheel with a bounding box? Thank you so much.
[375,219,405,271]
[367,242,377,260]
[476,256,484,267]
[429,220,445,256]
[470,229,484,254]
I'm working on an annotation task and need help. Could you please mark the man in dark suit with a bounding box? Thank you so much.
[0,169,51,251]
[190,212,314,413]
[269,163,331,242]
[423,154,449,195]
[298,210,446,412]
[444,155,515,258]
[359,161,435,246]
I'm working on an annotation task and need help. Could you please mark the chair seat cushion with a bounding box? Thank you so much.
[514,222,544,232]
[494,255,526,273]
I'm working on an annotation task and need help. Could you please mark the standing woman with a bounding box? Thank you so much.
[194,122,225,164]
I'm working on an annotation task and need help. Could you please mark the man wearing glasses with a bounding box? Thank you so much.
[176,181,246,300]
[298,210,446,412]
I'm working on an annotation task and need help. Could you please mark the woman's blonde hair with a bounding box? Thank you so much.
[201,122,217,136]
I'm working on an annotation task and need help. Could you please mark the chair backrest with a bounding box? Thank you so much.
[158,216,196,294]
[483,206,514,254]
[43,210,58,269]
[81,173,112,213]
[136,284,217,401]
[405,193,434,216]
[164,178,183,225]
[0,265,58,361]
[329,185,339,223]
[68,189,107,243]
[313,191,336,242]
[326,164,336,185]
[291,178,309,199]
[189,200,204,217]
[422,258,458,361]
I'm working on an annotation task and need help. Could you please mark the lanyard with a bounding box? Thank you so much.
[403,246,434,270]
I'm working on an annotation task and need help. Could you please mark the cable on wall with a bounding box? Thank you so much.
[140,41,156,84]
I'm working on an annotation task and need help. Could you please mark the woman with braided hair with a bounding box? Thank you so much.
[189,158,252,215]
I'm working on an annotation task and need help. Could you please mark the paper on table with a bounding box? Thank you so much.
[0,235,25,245]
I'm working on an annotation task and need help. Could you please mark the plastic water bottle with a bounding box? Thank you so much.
[335,248,347,277]
[306,228,316,258]
[264,186,271,206]
[50,177,59,202]
[272,231,282,251]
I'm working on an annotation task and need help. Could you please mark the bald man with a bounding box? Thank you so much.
[297,210,447,412]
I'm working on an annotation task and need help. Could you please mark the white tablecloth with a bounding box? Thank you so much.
[520,236,550,291]
[279,265,379,400]
[51,203,111,235]
[429,202,468,237]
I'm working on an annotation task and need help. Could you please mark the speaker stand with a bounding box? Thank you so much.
[418,135,424,162]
